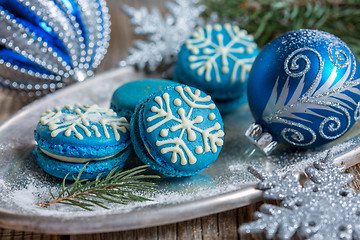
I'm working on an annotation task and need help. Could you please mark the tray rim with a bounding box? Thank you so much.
[0,185,262,234]
[0,67,263,234]
[1,67,359,234]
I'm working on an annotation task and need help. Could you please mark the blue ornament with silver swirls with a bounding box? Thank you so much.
[0,0,110,96]
[245,29,360,154]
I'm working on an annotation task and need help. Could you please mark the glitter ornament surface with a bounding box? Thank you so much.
[239,153,360,240]
[0,0,110,96]
[120,0,206,72]
[246,29,360,153]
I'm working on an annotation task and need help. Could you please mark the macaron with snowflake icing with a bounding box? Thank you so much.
[34,104,131,180]
[110,79,176,119]
[174,23,259,113]
[130,84,225,177]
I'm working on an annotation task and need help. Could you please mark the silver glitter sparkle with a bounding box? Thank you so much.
[120,0,206,72]
[259,43,359,148]
[239,153,360,240]
[0,0,110,96]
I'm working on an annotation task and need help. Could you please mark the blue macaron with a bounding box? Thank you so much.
[130,84,225,177]
[110,79,176,119]
[34,104,131,180]
[174,24,259,113]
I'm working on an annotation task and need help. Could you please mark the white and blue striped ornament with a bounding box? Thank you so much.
[0,0,110,96]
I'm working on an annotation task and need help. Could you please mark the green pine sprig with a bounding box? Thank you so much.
[202,0,360,58]
[37,164,160,211]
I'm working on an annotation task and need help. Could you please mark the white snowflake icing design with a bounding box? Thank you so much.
[40,104,129,140]
[186,23,257,83]
[146,86,224,166]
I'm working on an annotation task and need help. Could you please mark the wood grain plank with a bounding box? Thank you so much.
[158,223,176,240]
[136,226,158,240]
[346,164,360,192]
[0,89,30,123]
[201,214,219,240]
[118,230,137,240]
[218,209,238,240]
[177,218,202,240]
[70,234,98,240]
[0,228,65,240]
[193,218,203,240]
[238,205,256,240]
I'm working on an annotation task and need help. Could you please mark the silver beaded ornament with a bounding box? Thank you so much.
[0,0,110,97]
[239,153,360,240]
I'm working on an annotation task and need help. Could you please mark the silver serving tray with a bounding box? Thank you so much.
[0,67,360,234]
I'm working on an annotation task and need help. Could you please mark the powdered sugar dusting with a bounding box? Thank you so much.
[1,104,358,218]
[0,68,360,232]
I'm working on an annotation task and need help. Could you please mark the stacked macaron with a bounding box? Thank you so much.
[34,82,225,179]
[130,84,224,177]
[34,104,131,180]
[174,24,259,113]
[110,79,176,119]
[35,71,230,179]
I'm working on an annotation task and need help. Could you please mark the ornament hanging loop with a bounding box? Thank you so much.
[245,123,278,155]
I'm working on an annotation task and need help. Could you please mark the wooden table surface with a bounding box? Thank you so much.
[1,1,360,239]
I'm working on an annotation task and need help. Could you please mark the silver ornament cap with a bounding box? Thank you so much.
[0,0,110,96]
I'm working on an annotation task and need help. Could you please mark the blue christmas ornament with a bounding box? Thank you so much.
[0,0,110,96]
[246,29,360,154]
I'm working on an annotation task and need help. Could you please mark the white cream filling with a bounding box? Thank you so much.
[39,148,120,163]
[144,143,155,159]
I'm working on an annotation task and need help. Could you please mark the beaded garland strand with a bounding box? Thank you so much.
[0,0,110,96]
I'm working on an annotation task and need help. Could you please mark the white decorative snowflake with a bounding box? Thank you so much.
[146,86,224,166]
[40,104,129,140]
[239,153,360,240]
[186,24,257,83]
[120,0,206,71]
